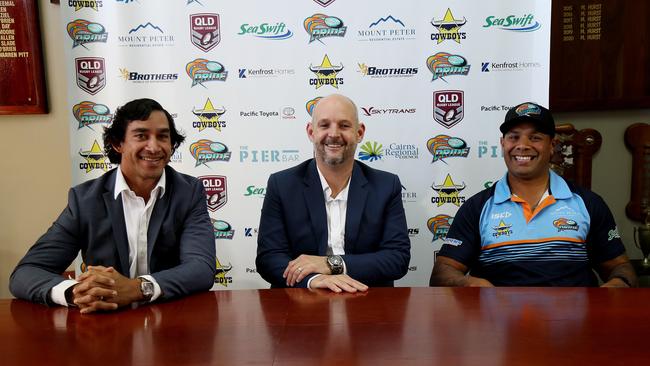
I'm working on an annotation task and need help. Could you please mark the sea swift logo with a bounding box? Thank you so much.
[309,54,343,89]
[492,220,513,237]
[186,58,228,87]
[190,13,220,51]
[214,256,233,287]
[67,19,108,49]
[313,0,335,6]
[72,101,112,130]
[244,185,266,198]
[361,106,416,117]
[553,218,579,232]
[431,174,466,207]
[306,97,323,116]
[199,175,227,212]
[238,21,293,40]
[428,215,454,241]
[427,135,470,163]
[357,63,418,78]
[79,140,112,173]
[189,140,231,167]
[75,57,106,95]
[119,22,175,48]
[426,53,470,82]
[212,219,235,239]
[69,1,103,11]
[304,13,347,44]
[358,15,416,42]
[433,90,464,129]
[118,68,178,83]
[358,141,384,162]
[483,14,541,32]
[192,98,226,132]
[431,8,467,43]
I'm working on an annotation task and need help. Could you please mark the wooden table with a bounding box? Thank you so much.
[1,287,648,365]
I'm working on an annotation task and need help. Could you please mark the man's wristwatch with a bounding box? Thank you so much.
[327,255,344,275]
[138,277,154,301]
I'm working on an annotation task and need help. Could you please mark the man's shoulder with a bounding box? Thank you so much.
[462,184,498,212]
[165,165,201,189]
[353,160,399,184]
[70,168,116,198]
[269,159,313,181]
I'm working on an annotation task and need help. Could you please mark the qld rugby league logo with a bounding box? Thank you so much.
[75,57,106,95]
[190,13,220,52]
[433,90,464,129]
[199,175,227,212]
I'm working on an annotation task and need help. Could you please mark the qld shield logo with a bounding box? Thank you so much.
[199,175,227,211]
[433,90,464,129]
[75,57,106,95]
[190,13,220,52]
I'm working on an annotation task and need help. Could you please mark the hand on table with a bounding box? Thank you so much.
[73,266,143,314]
[309,274,368,293]
[283,254,330,286]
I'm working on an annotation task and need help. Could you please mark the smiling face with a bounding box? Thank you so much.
[500,121,555,182]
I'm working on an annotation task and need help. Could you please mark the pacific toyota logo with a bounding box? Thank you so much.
[75,57,106,95]
[199,175,227,212]
[190,13,220,52]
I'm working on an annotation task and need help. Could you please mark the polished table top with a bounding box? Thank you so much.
[1,287,648,365]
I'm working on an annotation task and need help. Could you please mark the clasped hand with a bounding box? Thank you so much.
[71,266,142,314]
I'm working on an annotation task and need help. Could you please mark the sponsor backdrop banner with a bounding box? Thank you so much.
[61,0,551,289]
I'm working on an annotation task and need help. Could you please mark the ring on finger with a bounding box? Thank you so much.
[297,267,303,272]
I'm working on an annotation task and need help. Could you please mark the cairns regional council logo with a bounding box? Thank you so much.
[553,218,579,232]
[186,58,228,87]
[190,13,220,52]
[67,19,108,49]
[431,8,467,44]
[431,174,466,207]
[492,220,513,237]
[199,175,227,212]
[69,1,102,11]
[238,21,293,40]
[214,256,233,287]
[75,57,106,95]
[72,101,112,130]
[359,141,418,162]
[190,139,231,167]
[433,90,464,129]
[483,13,541,32]
[427,135,470,163]
[192,98,226,132]
[426,52,470,82]
[79,140,112,173]
[304,13,347,44]
[306,97,323,116]
[309,54,343,89]
[358,141,383,162]
[428,215,454,241]
[212,219,235,240]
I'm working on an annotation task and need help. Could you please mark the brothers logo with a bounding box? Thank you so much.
[189,139,231,167]
[238,21,293,40]
[75,57,106,95]
[119,22,175,48]
[72,101,112,130]
[306,97,323,116]
[69,1,103,11]
[239,146,300,163]
[309,54,343,89]
[427,135,470,163]
[361,106,416,117]
[119,68,178,83]
[214,256,233,287]
[313,0,335,6]
[428,214,454,241]
[492,220,513,237]
[79,140,112,173]
[483,14,541,32]
[431,174,466,207]
[186,58,228,87]
[433,90,464,129]
[190,13,220,51]
[431,8,467,44]
[192,98,226,132]
[304,13,346,44]
[212,219,235,240]
[199,175,227,212]
[357,63,417,78]
[358,141,384,162]
[426,53,470,82]
[358,15,416,42]
[553,218,579,232]
[67,19,108,49]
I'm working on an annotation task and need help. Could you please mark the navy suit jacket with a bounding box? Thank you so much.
[10,166,216,305]
[256,159,410,288]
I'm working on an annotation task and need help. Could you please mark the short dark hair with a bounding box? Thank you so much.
[103,98,185,164]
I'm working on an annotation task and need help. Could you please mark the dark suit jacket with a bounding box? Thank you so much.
[10,166,216,305]
[256,159,410,288]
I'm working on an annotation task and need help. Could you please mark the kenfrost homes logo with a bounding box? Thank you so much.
[69,1,103,11]
[192,98,226,132]
[238,21,293,40]
[244,227,259,237]
[477,140,502,159]
[483,13,541,32]
[244,185,266,198]
[239,146,300,163]
[214,256,233,287]
[431,8,467,44]
[433,90,464,129]
[309,54,343,89]
[118,22,175,48]
[238,66,295,78]
[79,140,112,173]
[427,135,469,163]
[190,13,220,52]
[72,101,112,130]
[358,141,418,162]
[67,19,108,49]
[306,97,323,116]
[189,139,231,167]
[481,60,541,72]
[304,13,347,44]
[199,175,227,212]
[428,215,454,241]
[75,57,106,95]
[357,63,417,78]
[426,53,470,82]
[361,105,416,117]
[119,67,178,83]
[358,15,416,42]
[431,174,466,207]
[186,59,228,87]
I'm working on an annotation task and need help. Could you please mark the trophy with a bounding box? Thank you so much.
[634,202,650,267]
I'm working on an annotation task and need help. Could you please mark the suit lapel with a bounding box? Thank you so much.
[345,162,368,252]
[303,160,328,255]
[103,172,130,275]
[147,177,171,262]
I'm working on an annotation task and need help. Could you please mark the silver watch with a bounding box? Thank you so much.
[139,277,154,301]
[327,255,344,275]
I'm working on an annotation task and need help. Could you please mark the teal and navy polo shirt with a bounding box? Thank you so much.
[438,170,625,286]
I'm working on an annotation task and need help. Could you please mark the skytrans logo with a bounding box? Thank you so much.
[428,215,454,241]
[192,98,226,132]
[75,57,106,95]
[68,1,103,11]
[119,68,178,83]
[67,19,108,49]
[483,13,541,32]
[427,135,470,163]
[431,174,466,207]
[189,140,232,167]
[239,146,300,163]
[304,13,347,44]
[431,8,467,44]
[118,22,175,48]
[358,141,418,162]
[309,54,343,89]
[190,13,220,51]
[186,59,228,87]
[361,105,416,117]
[357,63,417,78]
[426,53,470,82]
[79,140,112,173]
[238,21,293,40]
[357,15,416,42]
[72,101,112,130]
